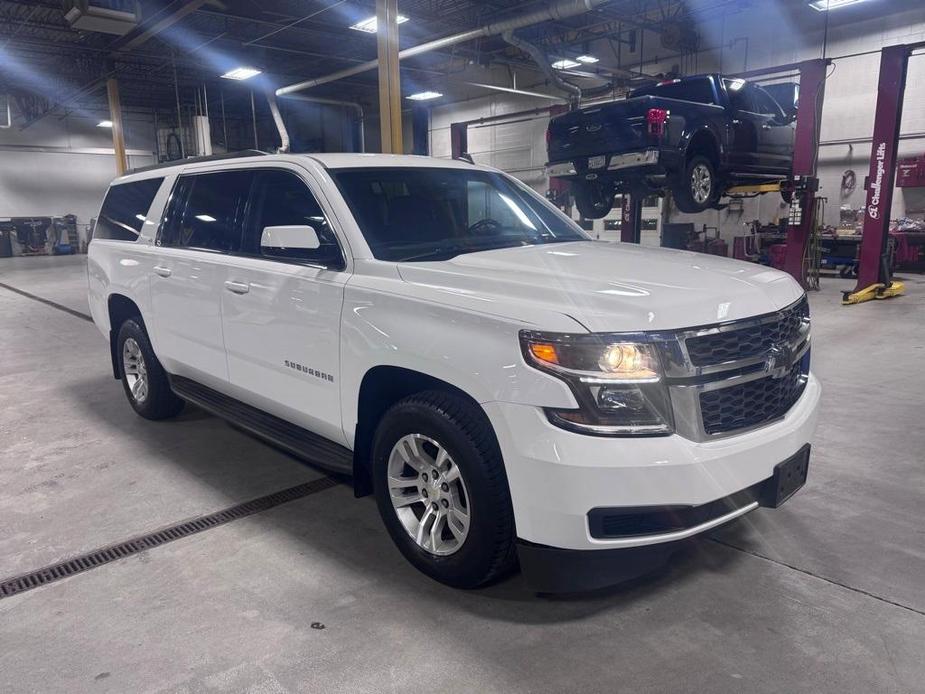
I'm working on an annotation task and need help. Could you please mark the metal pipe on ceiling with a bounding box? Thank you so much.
[501,30,582,107]
[276,0,613,96]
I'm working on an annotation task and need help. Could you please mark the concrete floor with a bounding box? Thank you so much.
[1,254,923,694]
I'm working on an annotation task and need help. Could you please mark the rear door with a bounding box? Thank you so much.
[724,80,792,172]
[751,85,794,171]
[149,169,254,385]
[219,166,349,445]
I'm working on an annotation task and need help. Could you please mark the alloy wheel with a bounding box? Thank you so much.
[691,163,713,204]
[387,433,471,556]
[122,337,149,404]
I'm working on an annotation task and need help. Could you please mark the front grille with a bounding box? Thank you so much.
[685,297,809,367]
[699,361,808,435]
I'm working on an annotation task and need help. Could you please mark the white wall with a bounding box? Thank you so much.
[0,109,156,227]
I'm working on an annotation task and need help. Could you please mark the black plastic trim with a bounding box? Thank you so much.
[169,375,353,475]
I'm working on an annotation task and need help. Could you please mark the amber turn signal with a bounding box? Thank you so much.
[529,342,559,365]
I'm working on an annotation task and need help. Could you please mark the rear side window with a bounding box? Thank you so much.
[159,170,254,252]
[632,78,716,105]
[94,177,164,241]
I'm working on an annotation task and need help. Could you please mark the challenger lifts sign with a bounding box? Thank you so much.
[867,142,887,221]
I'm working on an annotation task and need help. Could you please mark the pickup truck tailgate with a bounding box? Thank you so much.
[547,98,652,162]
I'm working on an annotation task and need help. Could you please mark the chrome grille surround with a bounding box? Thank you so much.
[650,296,811,442]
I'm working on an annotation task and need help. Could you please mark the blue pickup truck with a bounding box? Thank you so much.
[546,74,796,217]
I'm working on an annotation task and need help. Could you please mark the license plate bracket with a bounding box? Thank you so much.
[766,444,810,508]
[588,155,606,170]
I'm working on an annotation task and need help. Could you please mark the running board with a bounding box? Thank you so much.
[169,375,354,475]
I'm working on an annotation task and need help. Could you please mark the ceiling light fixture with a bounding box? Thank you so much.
[221,66,262,81]
[576,55,599,64]
[97,120,113,128]
[809,0,868,10]
[551,58,581,70]
[406,91,442,101]
[349,14,409,33]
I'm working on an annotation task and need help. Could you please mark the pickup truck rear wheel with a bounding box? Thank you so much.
[116,319,184,420]
[573,179,615,219]
[371,391,516,588]
[673,155,719,214]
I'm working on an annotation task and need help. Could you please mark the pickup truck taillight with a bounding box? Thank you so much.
[646,108,669,137]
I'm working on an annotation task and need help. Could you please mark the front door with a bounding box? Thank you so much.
[149,169,254,385]
[220,167,349,445]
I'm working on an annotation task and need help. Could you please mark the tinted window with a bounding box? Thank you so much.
[332,167,586,262]
[94,178,163,241]
[724,79,765,114]
[159,171,253,252]
[632,78,716,105]
[243,170,342,266]
[752,87,785,118]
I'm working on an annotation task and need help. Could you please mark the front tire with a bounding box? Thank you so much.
[371,391,516,588]
[672,154,720,213]
[116,319,184,420]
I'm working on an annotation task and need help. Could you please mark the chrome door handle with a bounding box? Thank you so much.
[224,280,250,295]
[153,265,171,278]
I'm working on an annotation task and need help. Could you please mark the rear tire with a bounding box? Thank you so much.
[116,319,184,420]
[573,179,615,219]
[672,154,719,213]
[371,391,516,588]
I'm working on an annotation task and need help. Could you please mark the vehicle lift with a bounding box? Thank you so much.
[842,42,924,305]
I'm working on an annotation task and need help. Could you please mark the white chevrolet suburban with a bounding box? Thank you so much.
[88,151,820,592]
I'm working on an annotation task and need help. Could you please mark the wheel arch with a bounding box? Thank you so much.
[351,366,499,497]
[685,127,721,165]
[107,293,144,380]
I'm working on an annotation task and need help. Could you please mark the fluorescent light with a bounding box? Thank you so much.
[221,66,262,81]
[97,120,113,128]
[551,58,581,70]
[195,214,217,222]
[809,0,868,10]
[576,55,599,64]
[349,14,409,33]
[406,91,442,101]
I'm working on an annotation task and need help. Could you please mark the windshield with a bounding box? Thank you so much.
[332,167,588,262]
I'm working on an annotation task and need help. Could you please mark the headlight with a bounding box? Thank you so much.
[520,330,673,436]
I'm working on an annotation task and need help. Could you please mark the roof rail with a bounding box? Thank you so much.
[128,150,269,175]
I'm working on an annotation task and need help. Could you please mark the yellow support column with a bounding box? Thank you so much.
[376,0,402,153]
[106,78,128,175]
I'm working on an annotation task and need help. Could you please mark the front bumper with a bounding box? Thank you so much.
[483,373,821,555]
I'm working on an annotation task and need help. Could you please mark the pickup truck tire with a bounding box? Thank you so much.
[573,179,616,219]
[371,391,516,588]
[116,319,185,420]
[673,154,719,214]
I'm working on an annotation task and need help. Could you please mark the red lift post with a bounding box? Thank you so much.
[844,42,924,304]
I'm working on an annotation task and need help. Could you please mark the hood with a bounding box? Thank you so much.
[396,241,803,333]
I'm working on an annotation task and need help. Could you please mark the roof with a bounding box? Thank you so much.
[116,151,484,183]
[304,153,478,170]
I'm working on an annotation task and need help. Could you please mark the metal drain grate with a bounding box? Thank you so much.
[0,282,93,322]
[0,476,337,599]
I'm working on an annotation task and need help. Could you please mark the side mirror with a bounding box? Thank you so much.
[260,225,320,253]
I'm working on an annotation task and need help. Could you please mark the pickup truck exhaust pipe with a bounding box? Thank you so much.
[502,31,582,109]
[276,0,611,96]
